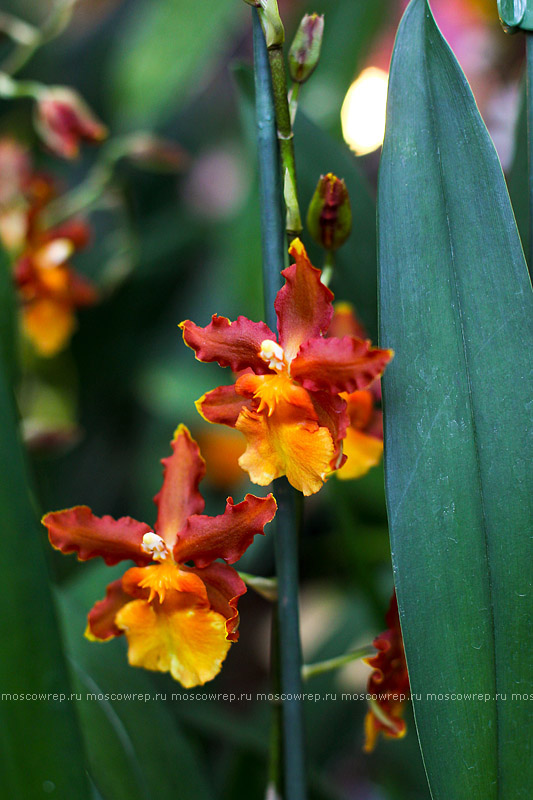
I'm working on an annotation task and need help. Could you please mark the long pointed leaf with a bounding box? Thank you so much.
[0,251,90,798]
[378,2,533,798]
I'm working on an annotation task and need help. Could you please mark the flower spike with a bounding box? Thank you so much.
[42,426,277,688]
[182,240,392,495]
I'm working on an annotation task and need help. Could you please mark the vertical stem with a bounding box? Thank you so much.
[267,47,302,241]
[526,32,533,269]
[253,11,307,800]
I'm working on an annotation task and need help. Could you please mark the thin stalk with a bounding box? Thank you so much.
[2,0,79,75]
[320,250,335,288]
[302,645,375,681]
[526,32,533,269]
[267,46,302,241]
[288,82,300,129]
[253,11,307,800]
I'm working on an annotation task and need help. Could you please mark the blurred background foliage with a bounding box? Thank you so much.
[0,0,526,797]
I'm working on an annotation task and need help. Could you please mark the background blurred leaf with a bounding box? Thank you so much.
[0,251,90,799]
[106,0,244,127]
[379,1,533,798]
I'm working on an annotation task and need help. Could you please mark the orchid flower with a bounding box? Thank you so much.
[181,239,392,495]
[42,425,277,688]
[363,592,410,752]
[329,302,384,480]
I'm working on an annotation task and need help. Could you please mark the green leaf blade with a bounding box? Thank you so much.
[378,2,533,798]
[0,253,90,798]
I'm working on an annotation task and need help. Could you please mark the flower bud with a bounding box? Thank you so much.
[306,173,352,251]
[35,87,108,159]
[289,14,324,84]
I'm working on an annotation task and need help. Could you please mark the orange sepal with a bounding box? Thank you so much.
[180,315,276,374]
[154,425,205,547]
[42,505,153,566]
[85,579,131,641]
[275,238,333,361]
[22,298,75,357]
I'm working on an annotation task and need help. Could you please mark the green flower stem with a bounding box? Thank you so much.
[267,46,302,241]
[289,81,300,128]
[2,0,79,75]
[0,72,43,100]
[320,250,335,288]
[526,32,533,268]
[302,645,375,681]
[238,571,278,602]
[253,11,307,800]
[43,138,132,226]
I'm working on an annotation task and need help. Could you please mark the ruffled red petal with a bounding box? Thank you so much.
[86,579,131,641]
[196,384,248,427]
[185,561,247,642]
[180,315,276,374]
[274,239,333,361]
[154,425,206,547]
[42,506,152,566]
[291,336,393,394]
[173,493,277,568]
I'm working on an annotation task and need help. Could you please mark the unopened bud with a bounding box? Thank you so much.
[306,173,352,251]
[35,87,108,159]
[289,14,324,84]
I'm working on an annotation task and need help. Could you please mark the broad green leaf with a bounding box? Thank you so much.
[0,254,90,798]
[107,0,244,127]
[378,2,533,799]
[56,564,215,800]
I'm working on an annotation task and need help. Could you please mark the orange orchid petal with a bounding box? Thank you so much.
[154,425,206,547]
[329,301,367,340]
[363,592,410,751]
[22,298,75,356]
[121,563,209,605]
[195,428,246,489]
[42,505,152,566]
[343,389,374,429]
[236,405,335,496]
[115,595,231,688]
[291,336,393,394]
[310,389,349,456]
[275,239,333,362]
[336,427,383,480]
[173,493,277,568]
[180,315,276,374]
[185,561,247,642]
[85,579,131,641]
[196,384,247,427]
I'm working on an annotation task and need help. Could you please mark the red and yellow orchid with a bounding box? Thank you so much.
[181,239,392,496]
[15,218,97,357]
[42,425,277,688]
[329,302,384,480]
[363,592,410,752]
[0,139,98,356]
